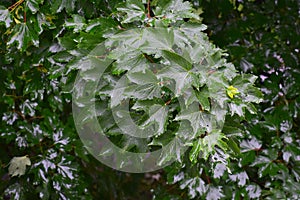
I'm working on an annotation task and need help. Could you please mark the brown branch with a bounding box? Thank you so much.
[147,0,151,19]
[24,8,26,23]
[13,109,44,122]
[165,99,171,105]
[5,94,24,99]
[27,116,44,121]
[143,53,155,63]
[8,0,25,11]
[13,109,26,120]
[204,172,211,184]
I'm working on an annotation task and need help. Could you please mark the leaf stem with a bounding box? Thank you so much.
[143,53,155,63]
[147,0,151,19]
[24,8,26,23]
[165,99,171,105]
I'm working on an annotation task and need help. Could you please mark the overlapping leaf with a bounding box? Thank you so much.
[0,6,12,28]
[7,23,39,51]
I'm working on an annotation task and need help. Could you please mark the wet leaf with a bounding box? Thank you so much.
[117,0,145,24]
[126,69,162,99]
[180,177,207,198]
[162,50,192,70]
[229,171,249,186]
[240,137,262,152]
[213,163,227,179]
[175,103,213,134]
[7,23,39,51]
[0,6,13,28]
[50,0,75,13]
[142,104,168,135]
[246,184,261,199]
[190,130,228,162]
[159,65,195,96]
[206,186,224,200]
[0,0,272,199]
[65,14,86,32]
[26,0,43,14]
[157,136,185,165]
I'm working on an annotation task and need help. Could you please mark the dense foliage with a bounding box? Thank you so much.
[0,0,299,199]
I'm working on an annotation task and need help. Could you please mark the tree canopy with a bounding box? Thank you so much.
[0,0,299,199]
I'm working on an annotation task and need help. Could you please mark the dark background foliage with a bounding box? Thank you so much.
[0,0,299,199]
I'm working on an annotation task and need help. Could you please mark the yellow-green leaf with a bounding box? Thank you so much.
[8,155,31,177]
[227,85,239,99]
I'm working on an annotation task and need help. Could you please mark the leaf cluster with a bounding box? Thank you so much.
[1,0,297,199]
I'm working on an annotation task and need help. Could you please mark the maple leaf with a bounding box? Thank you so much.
[175,102,213,134]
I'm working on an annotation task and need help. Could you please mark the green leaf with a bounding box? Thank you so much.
[246,185,261,199]
[158,65,195,96]
[68,55,112,72]
[195,86,210,111]
[26,0,43,14]
[126,69,162,100]
[141,28,175,52]
[207,72,229,106]
[189,138,202,163]
[180,177,207,198]
[199,130,228,160]
[206,186,224,200]
[110,77,130,107]
[4,183,24,200]
[189,130,228,163]
[213,163,227,179]
[162,50,192,70]
[7,23,39,51]
[0,6,13,28]
[155,0,200,22]
[240,151,256,166]
[228,102,244,117]
[65,14,86,32]
[175,103,213,133]
[180,23,207,36]
[117,0,146,24]
[251,149,279,177]
[227,137,240,155]
[58,36,77,49]
[231,74,263,104]
[50,0,75,13]
[157,136,185,165]
[107,29,144,53]
[142,104,168,135]
[8,155,31,177]
[240,137,262,152]
[229,171,249,186]
[121,134,149,152]
[182,88,198,107]
[148,130,174,147]
[244,86,263,103]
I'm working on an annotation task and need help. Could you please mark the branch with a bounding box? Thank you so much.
[143,53,155,63]
[8,0,25,12]
[147,0,151,19]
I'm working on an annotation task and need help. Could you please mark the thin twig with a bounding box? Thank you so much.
[143,53,155,63]
[147,0,151,19]
[8,0,25,12]
[24,8,26,23]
